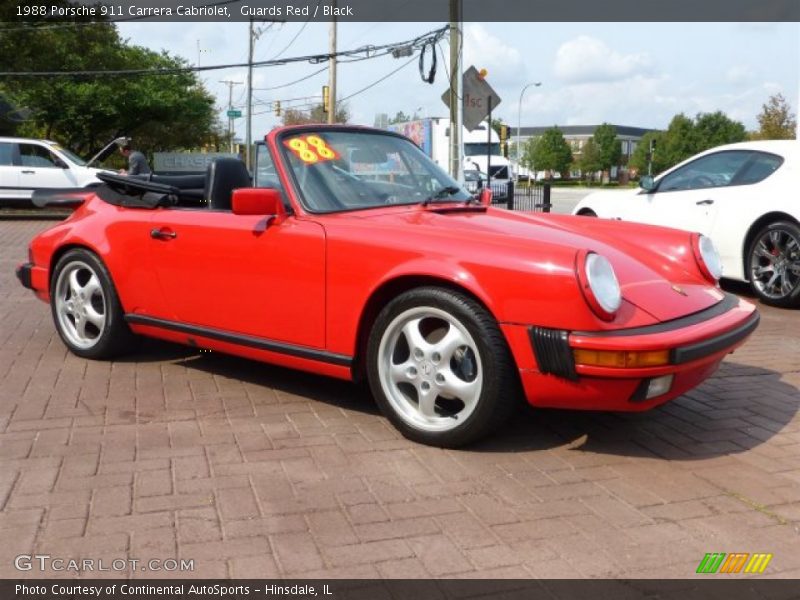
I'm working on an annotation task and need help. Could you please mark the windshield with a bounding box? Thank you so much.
[280,130,471,213]
[48,144,87,166]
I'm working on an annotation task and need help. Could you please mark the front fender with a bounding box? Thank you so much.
[322,224,659,358]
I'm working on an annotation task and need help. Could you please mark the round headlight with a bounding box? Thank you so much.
[696,235,723,281]
[584,253,622,319]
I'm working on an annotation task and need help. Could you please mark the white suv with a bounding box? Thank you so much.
[0,136,125,206]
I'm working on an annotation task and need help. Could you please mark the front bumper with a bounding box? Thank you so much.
[503,293,759,411]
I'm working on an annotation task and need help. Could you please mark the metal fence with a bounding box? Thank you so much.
[464,180,551,212]
[484,181,551,212]
[510,181,551,212]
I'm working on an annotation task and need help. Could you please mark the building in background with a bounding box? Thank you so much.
[518,124,659,180]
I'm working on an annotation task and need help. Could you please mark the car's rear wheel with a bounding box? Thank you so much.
[747,221,800,308]
[366,287,519,447]
[51,248,135,358]
[577,208,597,217]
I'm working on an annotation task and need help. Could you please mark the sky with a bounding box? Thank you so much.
[116,21,800,141]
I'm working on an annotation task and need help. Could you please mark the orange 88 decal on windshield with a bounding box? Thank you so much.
[284,135,339,164]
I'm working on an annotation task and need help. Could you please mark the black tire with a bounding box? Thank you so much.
[366,287,520,447]
[746,220,800,308]
[577,209,597,217]
[50,248,136,359]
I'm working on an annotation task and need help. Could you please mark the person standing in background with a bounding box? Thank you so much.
[118,142,151,176]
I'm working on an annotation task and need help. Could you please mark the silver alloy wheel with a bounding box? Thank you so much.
[750,229,800,300]
[54,260,107,349]
[377,306,483,432]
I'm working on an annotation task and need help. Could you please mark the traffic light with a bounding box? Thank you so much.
[275,100,281,117]
[322,85,330,114]
[499,124,509,157]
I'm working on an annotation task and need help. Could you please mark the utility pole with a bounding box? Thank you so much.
[220,79,243,154]
[246,19,255,170]
[328,3,337,124]
[448,0,463,181]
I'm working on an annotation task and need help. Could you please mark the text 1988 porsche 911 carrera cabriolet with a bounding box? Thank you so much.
[16,125,759,447]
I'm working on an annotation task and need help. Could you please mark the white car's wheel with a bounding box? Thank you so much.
[747,221,800,308]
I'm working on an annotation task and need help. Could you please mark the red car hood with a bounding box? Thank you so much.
[341,205,723,323]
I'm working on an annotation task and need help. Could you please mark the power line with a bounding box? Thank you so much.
[249,49,425,120]
[0,25,448,77]
[266,0,319,61]
[250,66,328,91]
[246,94,322,108]
[247,50,420,118]
[339,55,418,103]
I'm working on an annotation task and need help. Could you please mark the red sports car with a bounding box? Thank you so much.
[16,125,759,447]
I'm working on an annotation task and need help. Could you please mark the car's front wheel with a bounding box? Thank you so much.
[51,248,135,358]
[366,287,519,447]
[747,221,800,308]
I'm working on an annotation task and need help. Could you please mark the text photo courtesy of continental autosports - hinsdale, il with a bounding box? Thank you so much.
[1,1,800,599]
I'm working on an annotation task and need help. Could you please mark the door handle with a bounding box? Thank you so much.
[696,199,714,205]
[150,228,177,240]
[21,170,35,174]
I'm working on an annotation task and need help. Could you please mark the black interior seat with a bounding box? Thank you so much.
[204,158,251,210]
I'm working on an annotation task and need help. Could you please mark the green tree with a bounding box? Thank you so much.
[593,123,621,174]
[629,111,746,176]
[577,137,602,182]
[523,127,572,178]
[658,113,698,170]
[694,111,747,149]
[0,14,220,157]
[753,93,797,140]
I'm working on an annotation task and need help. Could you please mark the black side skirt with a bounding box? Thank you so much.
[125,314,352,367]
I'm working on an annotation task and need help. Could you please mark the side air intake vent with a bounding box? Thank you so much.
[529,327,577,381]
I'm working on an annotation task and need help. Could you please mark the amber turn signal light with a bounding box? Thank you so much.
[573,348,670,368]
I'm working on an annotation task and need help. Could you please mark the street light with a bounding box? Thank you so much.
[516,81,542,181]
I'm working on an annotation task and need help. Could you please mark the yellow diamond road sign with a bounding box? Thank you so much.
[442,65,502,132]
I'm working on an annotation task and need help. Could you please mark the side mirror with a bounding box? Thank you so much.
[639,175,656,192]
[232,187,286,219]
[479,188,492,206]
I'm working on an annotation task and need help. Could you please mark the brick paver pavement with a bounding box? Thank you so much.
[1,219,799,579]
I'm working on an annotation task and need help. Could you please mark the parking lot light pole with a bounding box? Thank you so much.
[516,81,541,181]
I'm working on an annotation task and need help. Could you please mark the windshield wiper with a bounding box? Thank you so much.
[420,185,462,207]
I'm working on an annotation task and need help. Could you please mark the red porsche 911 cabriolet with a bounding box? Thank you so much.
[16,125,759,447]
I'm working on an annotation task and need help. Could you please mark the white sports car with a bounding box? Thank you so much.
[573,140,800,307]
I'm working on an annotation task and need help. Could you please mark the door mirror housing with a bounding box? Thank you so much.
[232,187,286,219]
[479,187,492,206]
[639,175,656,192]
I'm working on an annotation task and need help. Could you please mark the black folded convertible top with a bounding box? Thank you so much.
[95,172,178,208]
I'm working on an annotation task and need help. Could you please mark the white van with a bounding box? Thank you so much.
[0,136,125,206]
